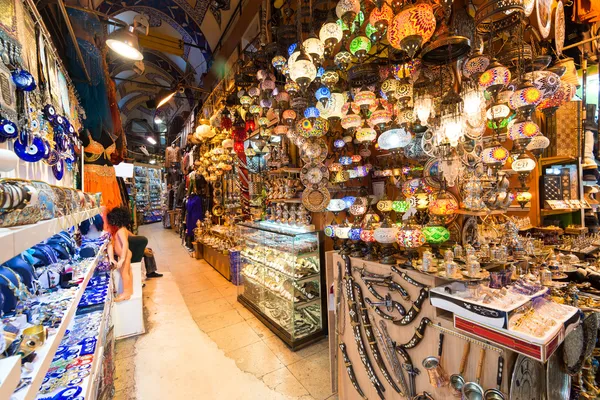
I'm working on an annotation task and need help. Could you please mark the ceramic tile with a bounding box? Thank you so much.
[287,349,334,400]
[216,284,239,297]
[246,317,277,339]
[194,309,245,333]
[225,341,284,378]
[188,297,234,319]
[232,302,257,320]
[262,367,310,397]
[183,288,223,305]
[207,321,262,352]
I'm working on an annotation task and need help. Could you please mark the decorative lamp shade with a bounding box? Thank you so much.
[304,107,321,119]
[422,226,450,244]
[336,0,361,23]
[249,105,262,115]
[282,110,298,125]
[377,200,393,212]
[342,196,356,208]
[222,138,234,148]
[402,178,425,197]
[378,127,413,150]
[315,86,331,104]
[479,64,511,92]
[248,86,261,97]
[317,92,345,120]
[289,58,317,88]
[509,86,542,109]
[414,93,433,124]
[369,109,392,128]
[334,51,352,69]
[366,23,380,41]
[297,117,329,138]
[327,199,347,212]
[339,156,353,165]
[272,55,286,71]
[381,79,399,99]
[285,80,300,94]
[486,104,511,121]
[462,87,485,116]
[354,90,377,107]
[511,156,536,172]
[303,37,325,60]
[335,225,351,239]
[359,228,376,242]
[516,191,533,203]
[508,120,540,140]
[349,197,368,215]
[387,3,436,57]
[482,144,510,165]
[369,4,393,29]
[341,113,363,129]
[351,154,362,163]
[392,200,410,213]
[258,117,269,127]
[429,193,458,216]
[322,69,340,87]
[324,224,337,238]
[462,55,491,79]
[413,190,430,210]
[276,91,290,103]
[240,95,252,107]
[288,43,297,56]
[329,162,344,172]
[525,71,560,100]
[396,226,426,248]
[333,139,346,149]
[348,227,363,241]
[538,81,576,111]
[356,126,377,142]
[320,22,344,47]
[261,79,276,92]
[260,98,273,109]
[350,36,372,58]
[374,226,399,243]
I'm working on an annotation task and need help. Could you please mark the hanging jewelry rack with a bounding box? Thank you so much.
[427,321,504,354]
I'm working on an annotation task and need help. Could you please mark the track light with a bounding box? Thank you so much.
[156,89,176,108]
[146,133,157,145]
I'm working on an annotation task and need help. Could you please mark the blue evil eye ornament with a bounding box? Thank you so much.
[44,148,60,166]
[348,227,362,241]
[11,69,36,91]
[0,119,18,139]
[14,133,45,162]
[53,385,82,400]
[52,159,65,180]
[54,115,66,128]
[64,119,75,135]
[43,104,57,121]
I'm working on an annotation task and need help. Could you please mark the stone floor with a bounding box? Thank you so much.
[113,223,336,400]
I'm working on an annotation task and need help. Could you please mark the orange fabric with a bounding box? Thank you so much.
[84,164,122,210]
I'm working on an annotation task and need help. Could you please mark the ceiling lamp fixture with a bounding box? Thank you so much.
[156,88,178,109]
[145,133,157,145]
[106,16,149,61]
[289,48,317,89]
[387,1,436,58]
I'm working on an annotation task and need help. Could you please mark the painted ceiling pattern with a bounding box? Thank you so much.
[92,0,235,145]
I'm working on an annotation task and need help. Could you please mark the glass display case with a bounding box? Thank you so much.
[237,222,326,350]
[134,164,164,224]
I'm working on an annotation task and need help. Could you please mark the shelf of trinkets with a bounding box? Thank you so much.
[0,208,101,267]
[240,244,319,280]
[9,243,107,400]
[37,272,113,399]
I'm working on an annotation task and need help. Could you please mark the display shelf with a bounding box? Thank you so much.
[540,208,581,216]
[0,208,101,266]
[240,254,320,283]
[0,356,21,398]
[540,156,577,166]
[268,198,303,203]
[11,245,106,400]
[268,167,301,174]
[455,209,505,216]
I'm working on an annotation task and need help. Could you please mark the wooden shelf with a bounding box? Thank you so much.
[268,198,303,203]
[540,208,582,216]
[455,209,505,216]
[540,156,577,166]
[268,167,301,174]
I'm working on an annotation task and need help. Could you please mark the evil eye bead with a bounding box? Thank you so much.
[12,69,36,91]
[55,115,65,126]
[43,104,56,120]
[53,159,65,180]
[14,135,45,162]
[0,119,18,139]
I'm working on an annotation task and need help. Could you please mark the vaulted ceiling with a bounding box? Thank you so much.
[94,0,243,149]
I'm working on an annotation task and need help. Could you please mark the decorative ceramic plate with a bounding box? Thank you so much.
[554,1,565,56]
[536,0,552,38]
[462,217,478,247]
[423,158,441,189]
[510,355,544,400]
[302,187,331,212]
[300,162,329,189]
[301,138,328,163]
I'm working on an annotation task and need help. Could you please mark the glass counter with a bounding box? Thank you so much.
[237,222,326,349]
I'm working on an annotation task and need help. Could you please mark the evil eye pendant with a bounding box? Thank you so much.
[52,159,64,180]
[43,104,56,121]
[0,119,18,139]
[14,134,44,162]
[55,115,65,126]
[44,149,60,166]
[11,69,36,91]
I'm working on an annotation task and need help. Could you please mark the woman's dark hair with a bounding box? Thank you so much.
[79,214,104,234]
[106,206,132,228]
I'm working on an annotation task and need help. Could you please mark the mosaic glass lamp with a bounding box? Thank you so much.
[378,127,413,150]
[387,2,436,58]
[422,225,450,244]
[320,21,344,48]
[350,36,372,60]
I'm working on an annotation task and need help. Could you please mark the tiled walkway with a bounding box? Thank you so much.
[114,223,336,400]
